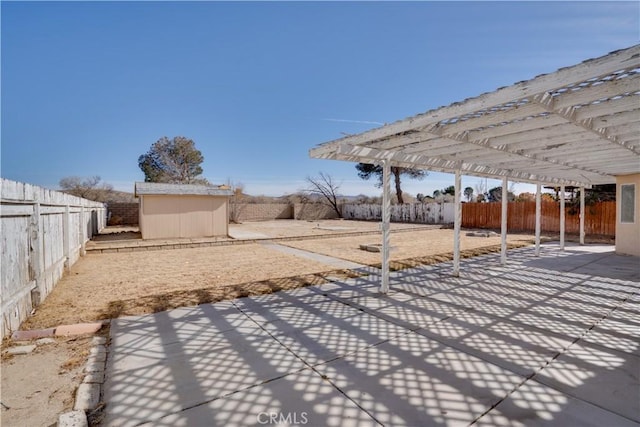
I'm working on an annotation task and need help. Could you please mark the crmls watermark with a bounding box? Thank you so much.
[257,412,309,425]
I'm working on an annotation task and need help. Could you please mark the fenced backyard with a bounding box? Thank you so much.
[1,179,107,338]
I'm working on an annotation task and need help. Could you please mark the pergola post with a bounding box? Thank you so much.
[535,183,541,256]
[560,185,566,250]
[380,159,391,294]
[580,186,585,245]
[501,177,508,265]
[453,170,461,277]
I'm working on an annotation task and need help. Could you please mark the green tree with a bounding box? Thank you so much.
[487,186,516,202]
[138,136,207,184]
[355,163,427,204]
[464,187,474,202]
[442,185,455,196]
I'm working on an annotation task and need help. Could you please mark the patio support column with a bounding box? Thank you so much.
[501,177,508,265]
[560,185,565,250]
[580,186,585,245]
[380,159,391,294]
[453,170,461,277]
[535,183,541,256]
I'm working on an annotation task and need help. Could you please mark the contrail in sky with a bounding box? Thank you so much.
[322,118,385,126]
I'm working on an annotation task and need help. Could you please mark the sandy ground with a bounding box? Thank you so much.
[231,219,436,238]
[282,229,536,265]
[23,244,334,330]
[23,227,535,330]
[1,335,93,427]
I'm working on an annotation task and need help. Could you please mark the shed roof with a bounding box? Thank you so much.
[310,45,640,187]
[134,182,234,197]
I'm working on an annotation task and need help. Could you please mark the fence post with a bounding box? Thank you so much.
[30,195,44,305]
[79,205,86,256]
[63,204,71,270]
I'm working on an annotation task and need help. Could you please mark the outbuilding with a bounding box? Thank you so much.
[134,182,233,239]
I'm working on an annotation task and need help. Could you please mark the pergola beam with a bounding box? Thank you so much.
[532,92,640,154]
[314,144,602,187]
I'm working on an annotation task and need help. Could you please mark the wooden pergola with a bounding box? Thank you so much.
[310,45,640,292]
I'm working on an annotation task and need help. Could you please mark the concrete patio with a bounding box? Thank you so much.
[102,244,639,426]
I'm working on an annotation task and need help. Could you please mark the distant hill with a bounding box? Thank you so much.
[59,189,136,203]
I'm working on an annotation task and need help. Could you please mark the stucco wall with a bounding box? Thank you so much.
[108,202,139,225]
[231,203,293,222]
[616,174,640,257]
[140,195,228,239]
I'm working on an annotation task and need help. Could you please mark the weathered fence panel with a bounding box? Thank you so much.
[462,201,616,236]
[1,178,107,338]
[343,202,455,224]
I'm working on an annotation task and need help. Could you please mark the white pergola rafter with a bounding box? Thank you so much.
[309,45,640,293]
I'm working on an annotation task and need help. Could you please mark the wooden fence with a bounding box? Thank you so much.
[462,201,616,236]
[1,178,107,338]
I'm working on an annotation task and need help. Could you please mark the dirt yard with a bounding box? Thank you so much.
[22,226,536,330]
[282,228,536,265]
[22,243,335,329]
[0,221,551,427]
[231,219,435,238]
[1,335,94,427]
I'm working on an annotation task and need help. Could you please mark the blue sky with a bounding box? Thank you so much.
[2,1,638,197]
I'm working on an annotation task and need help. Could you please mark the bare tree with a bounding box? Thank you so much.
[474,180,488,202]
[227,179,247,223]
[355,163,427,204]
[464,186,474,202]
[305,172,343,218]
[59,176,115,202]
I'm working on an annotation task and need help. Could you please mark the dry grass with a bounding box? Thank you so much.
[281,228,537,265]
[23,228,543,330]
[23,244,346,329]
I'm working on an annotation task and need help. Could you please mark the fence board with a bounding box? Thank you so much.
[343,202,455,224]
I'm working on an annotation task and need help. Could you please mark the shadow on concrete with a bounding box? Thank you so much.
[101,245,639,426]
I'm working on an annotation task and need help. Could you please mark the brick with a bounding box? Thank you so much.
[5,344,36,355]
[74,383,100,411]
[55,322,102,337]
[83,370,105,384]
[92,336,107,345]
[87,351,106,363]
[11,328,55,341]
[58,410,88,427]
[84,359,105,373]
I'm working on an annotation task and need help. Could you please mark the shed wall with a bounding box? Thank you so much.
[140,195,228,239]
[616,174,640,257]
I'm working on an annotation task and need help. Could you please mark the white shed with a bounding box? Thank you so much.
[134,182,233,240]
